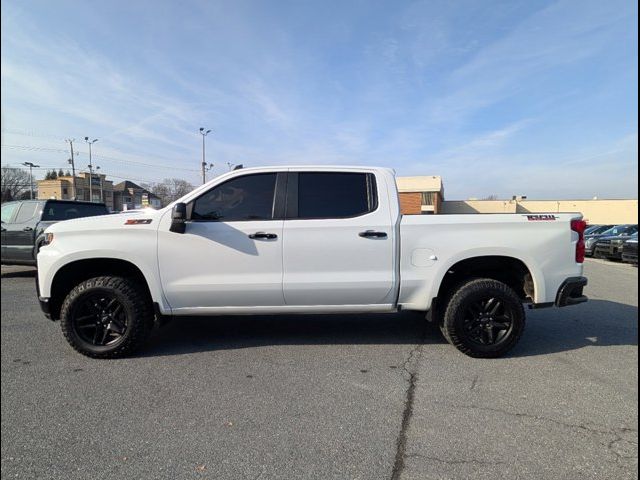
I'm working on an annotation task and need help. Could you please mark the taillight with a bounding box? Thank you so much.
[571,219,587,263]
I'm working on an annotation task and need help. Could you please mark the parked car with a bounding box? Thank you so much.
[585,224,638,257]
[1,200,109,266]
[37,166,588,359]
[622,234,638,264]
[593,227,639,260]
[584,224,614,235]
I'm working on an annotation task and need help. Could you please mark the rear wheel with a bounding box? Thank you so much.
[441,278,525,358]
[60,276,153,359]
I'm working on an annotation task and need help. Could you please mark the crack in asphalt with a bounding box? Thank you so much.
[434,401,638,462]
[405,453,506,466]
[389,328,426,480]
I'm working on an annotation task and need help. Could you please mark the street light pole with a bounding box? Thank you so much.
[85,137,98,202]
[22,162,40,199]
[199,127,212,184]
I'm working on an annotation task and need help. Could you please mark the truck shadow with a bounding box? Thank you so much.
[143,311,444,357]
[142,299,637,358]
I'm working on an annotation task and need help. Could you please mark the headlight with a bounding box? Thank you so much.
[42,233,54,246]
[586,238,596,247]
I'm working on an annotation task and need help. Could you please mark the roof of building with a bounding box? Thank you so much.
[113,180,160,199]
[396,176,443,193]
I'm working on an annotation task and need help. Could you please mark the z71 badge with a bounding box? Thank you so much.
[525,214,558,221]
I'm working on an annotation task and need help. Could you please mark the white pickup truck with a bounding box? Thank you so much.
[37,166,588,359]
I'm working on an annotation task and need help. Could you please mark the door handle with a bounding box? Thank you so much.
[23,227,34,232]
[248,232,278,240]
[359,230,387,239]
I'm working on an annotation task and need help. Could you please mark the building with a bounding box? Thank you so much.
[440,199,638,224]
[112,181,161,211]
[396,176,444,214]
[37,173,115,210]
[395,175,637,223]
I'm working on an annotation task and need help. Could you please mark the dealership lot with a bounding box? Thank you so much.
[1,260,637,480]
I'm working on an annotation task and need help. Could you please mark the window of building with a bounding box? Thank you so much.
[192,173,277,221]
[62,187,68,195]
[296,172,377,219]
[421,192,437,206]
[14,202,40,223]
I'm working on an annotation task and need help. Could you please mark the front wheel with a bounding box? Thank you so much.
[60,276,153,359]
[440,278,525,358]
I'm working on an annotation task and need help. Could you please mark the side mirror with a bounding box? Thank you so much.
[169,203,187,234]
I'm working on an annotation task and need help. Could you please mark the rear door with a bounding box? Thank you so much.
[282,171,395,306]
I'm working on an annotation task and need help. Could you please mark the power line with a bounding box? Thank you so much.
[1,144,201,173]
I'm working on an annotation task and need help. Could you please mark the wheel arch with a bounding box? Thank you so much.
[48,258,154,321]
[429,254,542,320]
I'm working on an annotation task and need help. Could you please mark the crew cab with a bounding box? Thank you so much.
[36,166,588,359]
[1,199,109,266]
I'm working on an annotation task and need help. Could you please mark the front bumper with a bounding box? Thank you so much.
[594,244,623,259]
[555,276,588,307]
[35,274,53,320]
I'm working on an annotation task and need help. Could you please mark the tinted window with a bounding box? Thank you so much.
[1,203,18,223]
[297,172,377,219]
[13,202,40,223]
[42,202,108,221]
[192,173,277,221]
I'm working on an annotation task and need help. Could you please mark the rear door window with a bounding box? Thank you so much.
[1,203,19,223]
[13,202,40,223]
[294,172,377,219]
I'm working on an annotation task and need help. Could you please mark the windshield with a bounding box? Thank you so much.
[602,225,638,236]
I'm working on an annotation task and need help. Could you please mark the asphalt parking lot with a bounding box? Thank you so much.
[1,259,637,480]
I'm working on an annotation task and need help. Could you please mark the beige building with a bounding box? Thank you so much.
[396,176,444,214]
[37,173,115,211]
[395,176,637,224]
[440,199,638,224]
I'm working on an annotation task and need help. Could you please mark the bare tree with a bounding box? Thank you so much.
[482,194,499,201]
[1,165,31,203]
[151,178,194,207]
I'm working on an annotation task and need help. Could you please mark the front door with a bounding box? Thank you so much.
[282,171,396,306]
[3,201,40,263]
[158,172,286,312]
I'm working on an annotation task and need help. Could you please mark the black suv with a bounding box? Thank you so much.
[1,200,109,266]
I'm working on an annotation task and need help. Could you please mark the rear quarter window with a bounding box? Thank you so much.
[42,202,108,221]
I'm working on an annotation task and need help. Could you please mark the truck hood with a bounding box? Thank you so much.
[45,209,165,233]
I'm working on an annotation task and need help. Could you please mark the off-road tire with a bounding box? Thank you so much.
[441,278,525,358]
[60,276,153,359]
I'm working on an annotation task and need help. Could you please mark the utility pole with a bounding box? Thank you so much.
[199,127,212,184]
[22,162,40,199]
[87,163,94,201]
[66,139,77,200]
[97,166,103,202]
[85,137,98,202]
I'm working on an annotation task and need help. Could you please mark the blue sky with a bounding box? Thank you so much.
[1,0,637,199]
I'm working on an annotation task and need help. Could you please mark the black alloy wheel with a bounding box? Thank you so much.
[441,278,526,358]
[462,296,514,347]
[72,293,128,347]
[60,276,153,359]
